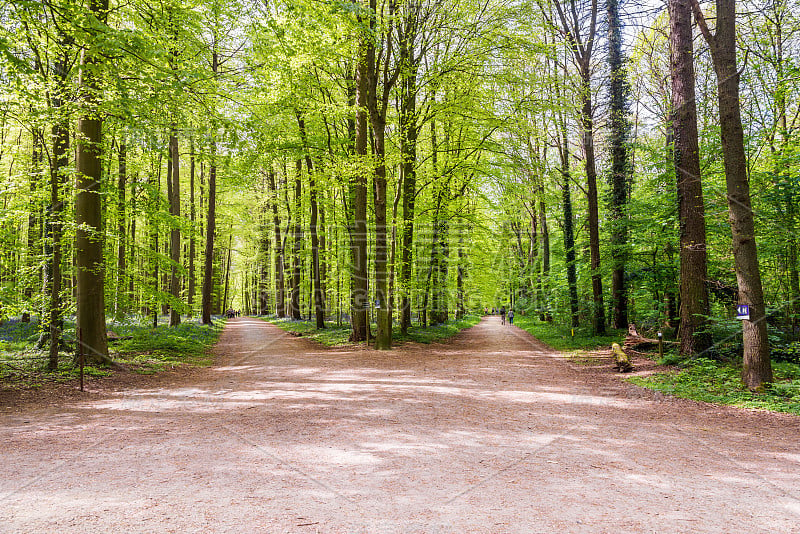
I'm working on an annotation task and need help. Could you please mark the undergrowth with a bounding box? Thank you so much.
[0,317,225,386]
[628,358,800,415]
[266,314,481,346]
[112,320,224,374]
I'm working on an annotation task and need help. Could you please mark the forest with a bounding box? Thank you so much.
[1,0,799,392]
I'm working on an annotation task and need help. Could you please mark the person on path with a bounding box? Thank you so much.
[508,309,514,325]
[499,306,506,325]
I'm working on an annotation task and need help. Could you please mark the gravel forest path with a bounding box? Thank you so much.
[2,316,799,533]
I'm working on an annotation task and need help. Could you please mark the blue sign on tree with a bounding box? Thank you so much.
[736,304,750,320]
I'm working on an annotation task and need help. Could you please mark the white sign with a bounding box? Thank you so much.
[736,304,750,320]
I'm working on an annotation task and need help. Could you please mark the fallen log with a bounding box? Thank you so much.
[624,324,677,350]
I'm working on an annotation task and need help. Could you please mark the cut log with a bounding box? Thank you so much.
[611,342,634,372]
[625,323,677,350]
[106,331,133,342]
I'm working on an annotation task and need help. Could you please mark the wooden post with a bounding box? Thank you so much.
[658,331,664,360]
[78,327,84,392]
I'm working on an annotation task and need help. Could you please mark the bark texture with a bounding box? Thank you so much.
[692,0,772,387]
[669,0,713,356]
[75,0,110,365]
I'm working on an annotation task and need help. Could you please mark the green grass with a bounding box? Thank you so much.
[395,315,481,344]
[628,358,800,416]
[266,314,481,346]
[267,318,353,346]
[112,320,225,373]
[513,316,623,351]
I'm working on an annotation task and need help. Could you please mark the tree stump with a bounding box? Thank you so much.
[611,342,634,372]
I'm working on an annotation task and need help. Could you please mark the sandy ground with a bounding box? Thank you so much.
[2,316,799,533]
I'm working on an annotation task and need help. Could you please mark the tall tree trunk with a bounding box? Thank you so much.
[580,76,605,335]
[149,158,162,325]
[319,194,328,314]
[223,233,232,312]
[664,127,680,331]
[553,0,603,333]
[23,128,43,324]
[268,171,285,317]
[557,104,579,328]
[350,13,369,342]
[769,3,799,333]
[290,159,303,320]
[258,177,271,315]
[398,7,419,335]
[607,0,632,329]
[201,46,218,325]
[187,139,196,315]
[297,111,325,328]
[693,0,772,387]
[42,39,71,368]
[129,175,137,308]
[168,130,181,326]
[371,116,391,348]
[75,0,110,365]
[115,141,127,319]
[670,0,713,355]
[456,230,466,320]
[538,181,551,322]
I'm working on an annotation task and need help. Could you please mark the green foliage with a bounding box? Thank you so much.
[628,358,800,416]
[772,341,800,365]
[513,315,623,351]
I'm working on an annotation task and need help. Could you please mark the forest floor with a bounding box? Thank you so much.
[2,316,799,533]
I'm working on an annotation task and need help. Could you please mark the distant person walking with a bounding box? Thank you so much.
[499,305,506,325]
[508,309,514,325]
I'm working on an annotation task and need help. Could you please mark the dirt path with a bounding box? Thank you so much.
[2,317,799,533]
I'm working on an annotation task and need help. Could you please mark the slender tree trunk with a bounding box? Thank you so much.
[258,178,271,315]
[456,229,466,319]
[552,0,603,333]
[693,0,772,387]
[538,182,551,322]
[670,0,713,355]
[607,0,632,329]
[350,20,369,342]
[579,75,605,335]
[268,171,285,317]
[297,112,325,328]
[149,159,161,324]
[44,50,69,367]
[187,140,196,315]
[770,4,799,333]
[168,130,181,326]
[201,45,218,325]
[664,127,680,331]
[129,176,137,307]
[75,0,110,365]
[399,10,419,335]
[291,159,303,320]
[319,194,328,314]
[115,141,127,319]
[371,118,391,348]
[558,109,579,328]
[23,129,43,324]
[223,233,232,312]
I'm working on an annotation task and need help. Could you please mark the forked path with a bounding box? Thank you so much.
[2,317,799,533]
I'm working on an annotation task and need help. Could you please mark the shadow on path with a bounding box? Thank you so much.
[2,316,799,532]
